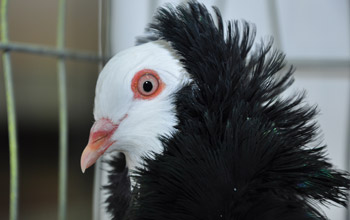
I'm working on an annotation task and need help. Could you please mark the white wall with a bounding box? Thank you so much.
[289,67,350,220]
[96,1,350,219]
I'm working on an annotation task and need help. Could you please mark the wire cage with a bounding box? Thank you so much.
[1,0,349,220]
[0,0,111,219]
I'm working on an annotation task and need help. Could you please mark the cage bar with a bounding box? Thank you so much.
[0,42,105,62]
[1,0,19,220]
[57,0,68,220]
[347,2,350,219]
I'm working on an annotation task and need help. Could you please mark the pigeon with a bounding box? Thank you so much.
[81,1,350,219]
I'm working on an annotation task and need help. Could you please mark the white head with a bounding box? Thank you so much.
[80,40,189,172]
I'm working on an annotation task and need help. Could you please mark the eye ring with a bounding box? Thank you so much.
[131,69,165,100]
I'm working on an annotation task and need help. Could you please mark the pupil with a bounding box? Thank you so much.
[143,81,153,92]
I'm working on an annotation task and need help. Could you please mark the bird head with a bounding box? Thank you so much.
[80,40,188,173]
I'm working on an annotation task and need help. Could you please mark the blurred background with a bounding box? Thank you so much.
[0,0,349,220]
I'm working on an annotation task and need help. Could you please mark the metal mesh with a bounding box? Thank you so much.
[0,0,103,219]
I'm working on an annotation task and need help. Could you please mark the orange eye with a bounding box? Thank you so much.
[138,74,159,95]
[131,69,165,100]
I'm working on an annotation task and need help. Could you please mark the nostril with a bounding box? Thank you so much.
[89,118,119,142]
[91,118,118,133]
[92,133,108,144]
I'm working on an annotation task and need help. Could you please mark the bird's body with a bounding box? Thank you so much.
[81,1,350,219]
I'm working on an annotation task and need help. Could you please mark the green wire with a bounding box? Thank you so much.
[57,0,68,220]
[1,0,19,220]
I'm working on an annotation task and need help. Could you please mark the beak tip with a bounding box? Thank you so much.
[81,160,86,173]
[80,153,89,174]
[80,148,98,174]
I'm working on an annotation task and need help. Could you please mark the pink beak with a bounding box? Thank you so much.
[80,118,118,173]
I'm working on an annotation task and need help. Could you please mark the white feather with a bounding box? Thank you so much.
[94,40,190,170]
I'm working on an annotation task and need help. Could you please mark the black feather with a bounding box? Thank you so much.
[104,153,131,220]
[106,1,350,219]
